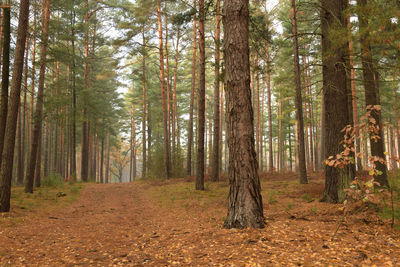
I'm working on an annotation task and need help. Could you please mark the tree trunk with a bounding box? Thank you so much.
[81,0,90,182]
[105,130,110,183]
[71,8,77,178]
[291,0,308,184]
[223,0,264,229]
[131,105,136,181]
[210,0,221,181]
[100,137,104,183]
[34,125,42,187]
[0,6,10,168]
[196,0,206,190]
[321,0,353,203]
[186,0,197,176]
[25,0,50,194]
[0,0,30,212]
[266,41,273,172]
[157,2,171,179]
[141,26,147,179]
[357,0,388,187]
[172,27,180,169]
[347,6,362,172]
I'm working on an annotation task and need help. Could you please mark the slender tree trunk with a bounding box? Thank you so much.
[18,37,30,185]
[291,0,308,184]
[0,6,10,168]
[321,0,353,203]
[105,129,110,183]
[131,105,136,181]
[147,101,152,173]
[141,26,147,179]
[71,7,77,178]
[172,27,180,169]
[266,41,273,172]
[211,0,221,181]
[80,0,90,182]
[196,0,206,190]
[100,137,104,183]
[0,0,30,212]
[34,125,42,187]
[25,0,50,194]
[357,0,388,187]
[223,0,264,229]
[157,2,171,179]
[187,0,197,176]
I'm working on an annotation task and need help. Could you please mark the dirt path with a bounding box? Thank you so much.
[1,182,400,266]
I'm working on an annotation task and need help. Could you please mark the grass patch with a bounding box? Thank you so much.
[0,181,85,227]
[142,179,228,209]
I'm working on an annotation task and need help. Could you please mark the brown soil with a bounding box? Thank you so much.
[0,178,399,266]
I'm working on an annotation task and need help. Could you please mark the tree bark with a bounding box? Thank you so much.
[211,0,221,182]
[81,0,90,182]
[25,0,50,194]
[291,0,308,184]
[320,0,353,203]
[141,26,147,179]
[186,0,197,176]
[266,41,273,172]
[357,0,388,187]
[172,27,180,169]
[0,6,10,168]
[196,0,206,190]
[223,0,264,229]
[0,0,30,212]
[157,2,171,179]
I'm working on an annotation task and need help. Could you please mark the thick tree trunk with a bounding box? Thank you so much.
[223,0,264,229]
[321,0,353,203]
[157,2,171,179]
[186,0,197,176]
[291,0,308,184]
[25,0,50,193]
[0,7,10,168]
[196,0,206,190]
[357,0,388,187]
[0,0,30,212]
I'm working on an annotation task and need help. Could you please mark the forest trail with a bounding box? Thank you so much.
[1,178,400,266]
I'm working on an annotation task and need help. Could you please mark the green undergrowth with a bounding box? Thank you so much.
[142,179,229,210]
[0,178,85,227]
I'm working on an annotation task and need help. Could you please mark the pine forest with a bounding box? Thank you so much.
[0,0,400,265]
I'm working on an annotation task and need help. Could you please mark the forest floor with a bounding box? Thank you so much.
[1,173,400,266]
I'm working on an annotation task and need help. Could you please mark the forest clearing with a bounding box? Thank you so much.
[1,173,399,266]
[1,0,400,265]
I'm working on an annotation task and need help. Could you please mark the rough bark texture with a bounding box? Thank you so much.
[186,0,197,176]
[196,0,205,190]
[0,7,10,168]
[25,0,50,194]
[0,0,30,212]
[320,0,353,203]
[291,0,308,184]
[357,0,388,187]
[223,0,264,229]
